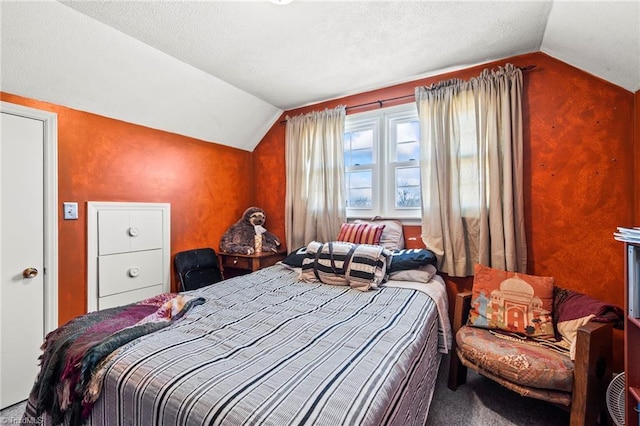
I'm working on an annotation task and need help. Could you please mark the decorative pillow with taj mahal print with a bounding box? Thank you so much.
[467,264,555,338]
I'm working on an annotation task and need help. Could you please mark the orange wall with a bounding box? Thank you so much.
[254,51,636,310]
[253,121,287,246]
[1,92,254,324]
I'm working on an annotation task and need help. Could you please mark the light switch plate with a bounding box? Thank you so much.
[63,202,78,220]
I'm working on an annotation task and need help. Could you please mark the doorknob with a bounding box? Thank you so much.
[23,267,38,279]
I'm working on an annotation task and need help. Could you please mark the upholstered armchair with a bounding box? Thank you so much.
[448,289,615,426]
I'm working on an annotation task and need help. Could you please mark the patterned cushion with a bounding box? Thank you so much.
[456,325,574,392]
[467,264,555,338]
[337,222,385,245]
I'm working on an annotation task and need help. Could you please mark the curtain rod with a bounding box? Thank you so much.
[279,65,535,124]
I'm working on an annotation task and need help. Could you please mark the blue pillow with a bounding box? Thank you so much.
[389,249,437,272]
[281,246,309,268]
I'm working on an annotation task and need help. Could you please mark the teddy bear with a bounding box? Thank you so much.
[220,207,281,255]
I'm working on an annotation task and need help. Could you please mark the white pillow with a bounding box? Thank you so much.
[354,218,404,250]
[388,264,437,283]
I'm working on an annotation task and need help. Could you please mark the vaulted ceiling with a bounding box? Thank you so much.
[1,1,638,151]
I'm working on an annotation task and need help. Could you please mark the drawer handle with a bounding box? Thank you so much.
[128,267,140,277]
[233,259,238,265]
[128,227,140,237]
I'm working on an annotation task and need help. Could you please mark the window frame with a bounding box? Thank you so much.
[344,103,421,221]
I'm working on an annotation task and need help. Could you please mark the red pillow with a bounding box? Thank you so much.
[336,223,385,245]
[467,264,555,338]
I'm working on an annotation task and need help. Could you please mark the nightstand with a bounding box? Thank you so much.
[219,250,287,278]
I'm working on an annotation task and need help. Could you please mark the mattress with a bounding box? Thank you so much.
[42,265,449,426]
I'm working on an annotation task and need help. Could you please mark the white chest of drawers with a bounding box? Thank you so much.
[87,202,171,311]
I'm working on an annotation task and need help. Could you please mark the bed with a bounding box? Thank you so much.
[25,241,451,426]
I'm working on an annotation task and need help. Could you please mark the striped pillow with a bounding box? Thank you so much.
[336,223,385,245]
[354,218,405,250]
[300,241,390,291]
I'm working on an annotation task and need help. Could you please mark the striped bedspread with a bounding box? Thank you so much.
[82,266,444,426]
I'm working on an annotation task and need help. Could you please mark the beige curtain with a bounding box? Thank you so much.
[415,64,526,276]
[285,106,347,250]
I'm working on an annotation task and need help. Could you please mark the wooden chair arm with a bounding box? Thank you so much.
[576,320,612,341]
[570,321,613,426]
[452,291,472,333]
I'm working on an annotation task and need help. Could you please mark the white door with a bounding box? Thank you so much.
[0,111,45,409]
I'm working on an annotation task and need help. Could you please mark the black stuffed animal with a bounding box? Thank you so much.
[220,207,281,255]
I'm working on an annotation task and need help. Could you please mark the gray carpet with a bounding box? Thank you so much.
[2,355,571,425]
[0,400,27,423]
[427,355,571,425]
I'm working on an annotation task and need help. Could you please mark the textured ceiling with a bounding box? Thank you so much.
[541,1,640,94]
[58,0,555,110]
[1,0,638,151]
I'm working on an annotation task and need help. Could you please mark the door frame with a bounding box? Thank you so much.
[1,101,58,334]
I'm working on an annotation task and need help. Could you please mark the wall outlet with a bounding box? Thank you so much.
[63,202,78,220]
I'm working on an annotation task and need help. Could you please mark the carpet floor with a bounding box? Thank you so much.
[427,355,571,425]
[0,399,27,423]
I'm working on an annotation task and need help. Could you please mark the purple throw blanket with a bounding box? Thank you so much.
[23,293,204,426]
[554,287,624,330]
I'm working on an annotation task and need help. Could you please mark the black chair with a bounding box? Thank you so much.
[174,248,223,291]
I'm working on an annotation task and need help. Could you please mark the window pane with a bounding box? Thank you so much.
[351,129,373,149]
[459,157,479,212]
[348,189,373,208]
[458,108,477,157]
[396,167,420,186]
[350,148,373,166]
[396,186,421,208]
[395,121,419,162]
[396,141,419,162]
[396,167,421,208]
[396,121,419,142]
[347,170,372,188]
[344,129,374,166]
[346,170,372,208]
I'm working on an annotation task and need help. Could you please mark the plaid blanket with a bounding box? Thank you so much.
[24,293,204,426]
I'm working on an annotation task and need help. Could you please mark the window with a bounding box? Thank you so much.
[457,102,481,216]
[344,103,421,219]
